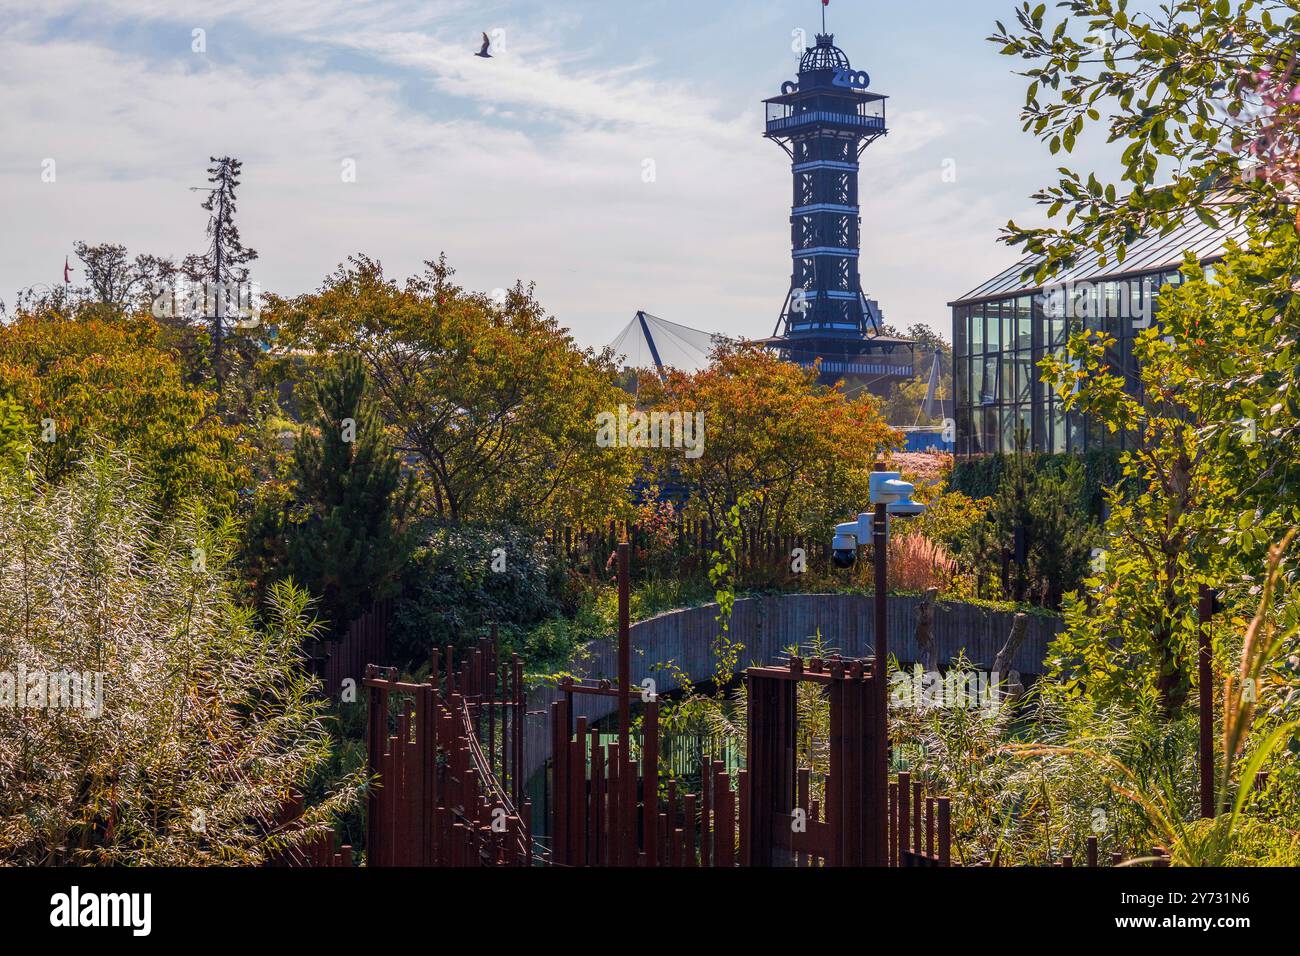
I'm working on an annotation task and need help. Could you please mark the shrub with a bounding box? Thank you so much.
[389,524,559,669]
[0,455,359,865]
[951,450,1123,518]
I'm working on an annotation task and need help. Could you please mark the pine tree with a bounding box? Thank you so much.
[288,355,413,640]
[990,430,1099,608]
[185,156,257,389]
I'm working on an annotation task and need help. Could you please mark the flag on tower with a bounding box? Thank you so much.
[63,257,72,284]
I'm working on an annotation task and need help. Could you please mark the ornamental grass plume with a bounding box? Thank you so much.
[888,532,959,594]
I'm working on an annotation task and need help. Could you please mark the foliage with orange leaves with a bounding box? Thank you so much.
[0,309,242,513]
[637,341,901,544]
[272,255,637,527]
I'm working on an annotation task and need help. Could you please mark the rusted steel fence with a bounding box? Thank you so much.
[267,792,353,867]
[546,649,955,868]
[350,541,961,868]
[318,599,393,699]
[548,695,744,867]
[364,632,532,867]
[891,772,950,867]
[303,538,1189,869]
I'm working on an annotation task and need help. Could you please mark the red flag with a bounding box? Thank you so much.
[63,257,71,284]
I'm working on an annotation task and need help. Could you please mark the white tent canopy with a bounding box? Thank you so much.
[607,312,726,374]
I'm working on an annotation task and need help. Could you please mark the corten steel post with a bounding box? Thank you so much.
[1198,586,1219,819]
[871,461,889,679]
[364,668,386,865]
[871,461,891,866]
[873,504,888,677]
[643,698,659,866]
[617,541,631,757]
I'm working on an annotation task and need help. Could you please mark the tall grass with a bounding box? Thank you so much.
[0,454,361,865]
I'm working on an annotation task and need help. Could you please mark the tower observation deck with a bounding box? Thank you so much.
[760,32,914,394]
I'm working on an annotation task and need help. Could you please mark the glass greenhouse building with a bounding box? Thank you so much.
[949,218,1245,456]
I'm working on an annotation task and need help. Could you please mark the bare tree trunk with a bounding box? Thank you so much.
[993,612,1028,719]
[915,586,938,672]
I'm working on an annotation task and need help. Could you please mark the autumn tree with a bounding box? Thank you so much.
[637,342,901,546]
[0,309,242,513]
[273,255,637,528]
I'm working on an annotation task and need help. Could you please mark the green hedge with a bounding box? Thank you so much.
[952,450,1124,517]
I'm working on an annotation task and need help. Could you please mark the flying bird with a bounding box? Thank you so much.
[475,32,492,58]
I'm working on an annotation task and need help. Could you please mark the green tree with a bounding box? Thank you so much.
[1042,233,1300,711]
[184,156,258,390]
[288,354,414,640]
[274,255,637,528]
[994,0,1300,714]
[992,0,1300,281]
[71,241,175,318]
[986,436,1100,607]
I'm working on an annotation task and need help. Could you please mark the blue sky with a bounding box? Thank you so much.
[0,0,1133,350]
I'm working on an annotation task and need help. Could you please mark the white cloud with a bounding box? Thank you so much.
[0,0,1026,345]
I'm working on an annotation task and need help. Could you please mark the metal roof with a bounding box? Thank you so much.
[949,213,1248,307]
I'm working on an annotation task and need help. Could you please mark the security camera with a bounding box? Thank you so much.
[829,471,927,568]
[831,530,860,568]
[888,499,926,518]
[831,517,869,569]
[869,472,922,510]
[831,550,857,569]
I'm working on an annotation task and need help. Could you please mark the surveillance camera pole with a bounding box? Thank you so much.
[872,461,891,865]
[872,461,889,683]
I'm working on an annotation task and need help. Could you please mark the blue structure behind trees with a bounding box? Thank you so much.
[759,33,914,396]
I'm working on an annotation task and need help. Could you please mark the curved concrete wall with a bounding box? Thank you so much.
[522,593,1062,781]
